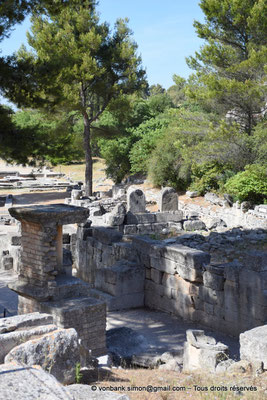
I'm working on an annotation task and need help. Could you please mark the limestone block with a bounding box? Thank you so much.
[244,250,267,272]
[183,330,229,373]
[105,203,126,226]
[0,363,73,400]
[96,261,145,296]
[240,325,267,369]
[92,227,122,245]
[125,211,156,225]
[0,324,58,363]
[150,256,177,274]
[203,271,224,291]
[0,312,53,334]
[67,384,130,400]
[151,222,169,232]
[123,224,137,234]
[150,268,163,284]
[162,273,191,294]
[137,223,153,234]
[127,187,146,213]
[183,219,206,231]
[5,328,80,384]
[145,279,172,298]
[159,187,178,212]
[155,211,183,223]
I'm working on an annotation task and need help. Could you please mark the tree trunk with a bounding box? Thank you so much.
[83,112,93,196]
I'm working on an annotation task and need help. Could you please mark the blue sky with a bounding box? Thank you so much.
[1,0,205,91]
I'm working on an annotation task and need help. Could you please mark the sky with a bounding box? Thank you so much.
[1,0,205,94]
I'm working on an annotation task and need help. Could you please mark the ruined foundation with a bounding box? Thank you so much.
[8,204,106,356]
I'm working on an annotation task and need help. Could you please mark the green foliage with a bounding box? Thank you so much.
[98,135,135,183]
[225,164,267,204]
[75,362,82,384]
[4,1,147,194]
[189,162,235,195]
[11,109,83,165]
[148,110,213,190]
[129,115,170,174]
[186,0,267,135]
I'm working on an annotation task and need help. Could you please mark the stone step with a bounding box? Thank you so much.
[95,260,145,297]
[89,287,144,311]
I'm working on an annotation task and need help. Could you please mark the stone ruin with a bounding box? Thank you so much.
[0,185,266,389]
[8,204,106,357]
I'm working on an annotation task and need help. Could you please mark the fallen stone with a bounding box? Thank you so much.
[5,328,80,384]
[204,192,224,206]
[215,359,235,373]
[105,203,126,226]
[183,220,206,231]
[186,191,199,198]
[227,360,252,374]
[240,325,267,369]
[68,384,130,400]
[0,363,73,400]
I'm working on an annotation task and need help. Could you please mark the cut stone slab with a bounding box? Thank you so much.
[183,329,229,373]
[68,385,130,400]
[0,323,57,363]
[159,187,178,212]
[0,312,53,334]
[0,363,74,400]
[240,325,267,369]
[9,204,89,225]
[127,187,146,213]
[5,328,80,384]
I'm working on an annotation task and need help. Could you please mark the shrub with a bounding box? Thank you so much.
[224,164,267,204]
[189,162,235,195]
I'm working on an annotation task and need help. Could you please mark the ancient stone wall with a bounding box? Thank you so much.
[76,227,267,336]
[133,236,267,336]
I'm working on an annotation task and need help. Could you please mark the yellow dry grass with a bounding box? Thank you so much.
[93,368,267,400]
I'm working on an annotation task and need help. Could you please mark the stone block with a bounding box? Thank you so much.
[123,224,137,235]
[183,220,206,231]
[240,325,267,369]
[137,223,152,234]
[0,324,57,363]
[183,330,229,373]
[155,211,183,223]
[145,279,172,298]
[92,227,122,245]
[127,187,146,213]
[125,211,156,225]
[203,271,224,291]
[159,187,178,212]
[150,256,177,274]
[150,268,163,284]
[162,273,191,294]
[5,328,80,385]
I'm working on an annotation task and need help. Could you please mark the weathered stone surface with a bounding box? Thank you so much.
[240,325,267,369]
[5,328,80,384]
[9,204,89,225]
[186,191,199,198]
[204,192,223,206]
[227,360,252,374]
[92,227,123,245]
[0,363,73,400]
[0,323,57,363]
[125,211,156,225]
[67,385,130,400]
[0,312,53,334]
[159,187,178,212]
[183,219,206,231]
[105,203,126,226]
[127,188,146,213]
[215,359,235,373]
[183,330,229,373]
[206,218,227,230]
[203,271,224,291]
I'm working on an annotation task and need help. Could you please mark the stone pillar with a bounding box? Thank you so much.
[159,187,178,212]
[8,204,107,357]
[127,187,146,213]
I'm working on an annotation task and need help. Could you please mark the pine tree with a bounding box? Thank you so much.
[5,0,147,195]
[187,0,267,135]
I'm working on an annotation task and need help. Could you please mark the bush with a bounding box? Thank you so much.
[189,162,235,195]
[224,164,267,204]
